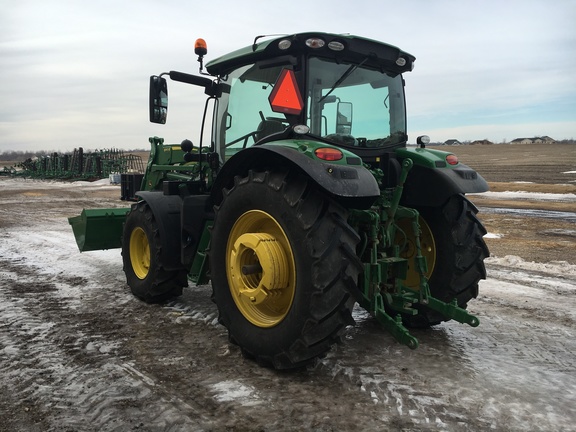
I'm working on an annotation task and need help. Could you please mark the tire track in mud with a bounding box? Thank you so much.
[313,262,576,431]
[473,265,576,373]
[0,251,380,432]
[445,265,576,428]
[0,225,380,431]
[315,316,496,431]
[0,257,212,431]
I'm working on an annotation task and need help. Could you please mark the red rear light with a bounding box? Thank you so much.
[446,154,459,165]
[315,148,343,161]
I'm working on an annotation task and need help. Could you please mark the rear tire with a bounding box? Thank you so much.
[122,202,187,303]
[210,170,361,369]
[401,194,489,328]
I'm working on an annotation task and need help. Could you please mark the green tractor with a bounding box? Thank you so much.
[70,33,489,369]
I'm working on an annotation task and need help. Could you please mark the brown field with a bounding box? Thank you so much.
[430,143,576,185]
[425,143,576,264]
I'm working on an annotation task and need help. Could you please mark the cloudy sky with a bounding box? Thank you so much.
[1,0,575,152]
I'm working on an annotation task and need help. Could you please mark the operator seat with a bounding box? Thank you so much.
[255,120,285,142]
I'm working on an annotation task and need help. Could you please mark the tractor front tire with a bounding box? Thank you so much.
[210,170,361,369]
[403,194,489,328]
[122,202,187,303]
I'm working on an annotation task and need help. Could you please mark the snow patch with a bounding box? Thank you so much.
[163,301,220,327]
[119,363,156,387]
[0,177,119,191]
[486,255,576,278]
[484,232,503,239]
[541,228,576,237]
[210,380,262,406]
[472,190,576,202]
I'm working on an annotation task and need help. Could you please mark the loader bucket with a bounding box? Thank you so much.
[68,208,130,252]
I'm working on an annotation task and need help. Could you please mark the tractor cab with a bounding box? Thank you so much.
[206,33,414,161]
[151,33,416,164]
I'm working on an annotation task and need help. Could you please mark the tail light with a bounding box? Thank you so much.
[446,154,459,165]
[315,148,343,161]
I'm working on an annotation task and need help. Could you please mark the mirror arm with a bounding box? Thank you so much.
[168,71,216,96]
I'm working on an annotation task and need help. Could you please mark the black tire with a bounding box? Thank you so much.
[122,202,187,303]
[210,170,361,369]
[402,194,489,328]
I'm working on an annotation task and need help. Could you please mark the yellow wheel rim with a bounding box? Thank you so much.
[130,227,150,280]
[226,210,296,328]
[397,216,436,289]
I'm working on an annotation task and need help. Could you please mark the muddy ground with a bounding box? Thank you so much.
[0,143,575,431]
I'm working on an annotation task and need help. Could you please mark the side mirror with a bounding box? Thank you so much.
[149,75,168,124]
[336,101,352,134]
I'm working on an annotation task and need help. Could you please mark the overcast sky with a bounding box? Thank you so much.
[1,0,575,152]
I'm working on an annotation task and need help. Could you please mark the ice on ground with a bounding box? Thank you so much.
[0,177,119,190]
[484,232,503,239]
[209,380,262,406]
[472,190,576,202]
[486,255,576,278]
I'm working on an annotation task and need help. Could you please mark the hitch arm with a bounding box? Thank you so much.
[373,293,419,349]
[424,297,480,327]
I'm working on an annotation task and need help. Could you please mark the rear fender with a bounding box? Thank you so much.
[135,191,183,271]
[211,145,380,209]
[401,163,489,207]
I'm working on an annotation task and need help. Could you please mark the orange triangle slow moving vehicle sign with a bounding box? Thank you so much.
[268,69,303,115]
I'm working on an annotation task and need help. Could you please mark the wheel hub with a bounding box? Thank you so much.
[130,227,150,280]
[397,216,436,288]
[230,233,289,305]
[225,210,296,328]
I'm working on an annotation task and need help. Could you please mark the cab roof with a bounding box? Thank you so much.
[205,32,415,77]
